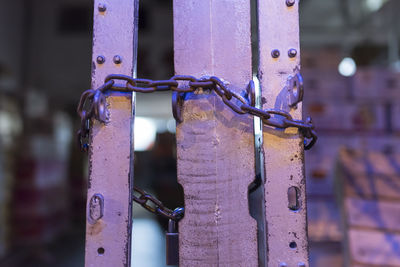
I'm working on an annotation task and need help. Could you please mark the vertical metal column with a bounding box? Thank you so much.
[173,1,258,266]
[85,1,138,266]
[258,0,309,266]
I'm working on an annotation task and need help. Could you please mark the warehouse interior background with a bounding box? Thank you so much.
[1,0,400,266]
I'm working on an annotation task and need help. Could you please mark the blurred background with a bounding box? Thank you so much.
[0,0,399,266]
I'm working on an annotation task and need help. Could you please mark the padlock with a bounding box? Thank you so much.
[166,219,179,265]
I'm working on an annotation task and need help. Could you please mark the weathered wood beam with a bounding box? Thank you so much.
[173,1,258,266]
[85,1,138,266]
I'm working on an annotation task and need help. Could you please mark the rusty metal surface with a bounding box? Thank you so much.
[257,0,310,266]
[84,0,138,266]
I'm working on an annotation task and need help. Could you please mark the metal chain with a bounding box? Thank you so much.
[77,73,317,153]
[133,186,184,222]
[77,73,317,219]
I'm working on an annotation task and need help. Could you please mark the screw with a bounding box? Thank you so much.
[113,55,122,64]
[96,55,105,64]
[286,0,295,7]
[271,49,280,58]
[288,48,297,58]
[98,3,107,12]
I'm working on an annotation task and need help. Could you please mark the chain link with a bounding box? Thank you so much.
[77,73,318,219]
[133,186,184,222]
[77,73,318,152]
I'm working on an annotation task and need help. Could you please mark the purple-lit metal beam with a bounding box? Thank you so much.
[85,1,138,266]
[258,0,309,266]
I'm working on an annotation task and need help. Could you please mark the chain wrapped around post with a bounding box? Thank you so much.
[77,73,317,153]
[77,73,317,220]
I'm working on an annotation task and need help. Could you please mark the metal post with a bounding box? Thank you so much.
[257,0,309,266]
[173,0,258,266]
[84,1,138,266]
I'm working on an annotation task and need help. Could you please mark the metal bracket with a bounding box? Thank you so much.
[172,91,184,123]
[287,73,304,108]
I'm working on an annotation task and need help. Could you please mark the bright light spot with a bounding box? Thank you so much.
[131,218,165,267]
[391,61,400,72]
[134,117,157,151]
[53,112,73,159]
[0,111,22,146]
[338,57,357,77]
[366,0,384,12]
[166,118,176,133]
[252,75,262,136]
[252,74,260,104]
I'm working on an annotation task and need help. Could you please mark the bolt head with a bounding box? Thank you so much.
[113,55,122,64]
[288,48,297,58]
[98,3,107,12]
[286,0,295,7]
[271,49,280,58]
[96,55,105,64]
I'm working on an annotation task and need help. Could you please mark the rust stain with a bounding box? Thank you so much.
[87,149,94,189]
[88,221,105,236]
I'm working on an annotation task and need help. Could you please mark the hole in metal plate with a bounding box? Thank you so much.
[288,186,300,211]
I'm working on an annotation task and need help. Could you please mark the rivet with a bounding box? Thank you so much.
[279,263,287,267]
[288,48,297,58]
[98,3,107,12]
[286,0,295,7]
[298,263,306,267]
[113,55,122,64]
[271,49,280,58]
[96,55,105,64]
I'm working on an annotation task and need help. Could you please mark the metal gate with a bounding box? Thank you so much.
[78,0,316,266]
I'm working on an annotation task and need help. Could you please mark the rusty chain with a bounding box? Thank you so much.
[133,186,184,222]
[77,73,317,153]
[77,73,317,220]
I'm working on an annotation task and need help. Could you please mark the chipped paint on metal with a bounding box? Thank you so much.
[257,0,309,266]
[85,0,138,266]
